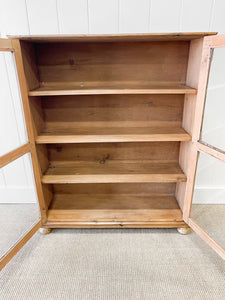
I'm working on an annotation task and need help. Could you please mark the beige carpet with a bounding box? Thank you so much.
[0,204,40,258]
[0,206,225,300]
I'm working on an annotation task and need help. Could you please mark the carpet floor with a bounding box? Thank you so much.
[0,205,225,300]
[0,204,40,258]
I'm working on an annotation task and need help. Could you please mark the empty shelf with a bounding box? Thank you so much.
[29,82,197,96]
[42,161,186,184]
[47,194,185,227]
[36,127,191,143]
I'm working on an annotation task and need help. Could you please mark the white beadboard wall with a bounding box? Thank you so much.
[0,0,225,204]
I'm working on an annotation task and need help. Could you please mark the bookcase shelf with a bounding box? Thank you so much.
[47,194,184,227]
[36,126,191,144]
[17,33,203,229]
[29,82,197,96]
[42,161,186,184]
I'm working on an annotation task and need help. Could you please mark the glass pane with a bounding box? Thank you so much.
[201,47,225,151]
[0,52,27,156]
[0,154,40,259]
[191,152,225,248]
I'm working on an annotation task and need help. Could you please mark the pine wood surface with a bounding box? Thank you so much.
[47,194,184,225]
[29,83,197,96]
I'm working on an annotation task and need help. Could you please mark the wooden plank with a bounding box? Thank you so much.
[0,143,30,168]
[36,127,191,143]
[197,141,225,163]
[42,161,186,184]
[7,32,217,42]
[41,94,185,126]
[34,41,189,86]
[204,34,225,48]
[11,39,51,222]
[20,41,40,91]
[176,37,212,219]
[42,174,186,184]
[44,221,187,229]
[53,182,176,195]
[46,141,180,162]
[0,39,13,51]
[183,40,212,221]
[0,221,41,271]
[176,38,204,212]
[188,218,225,260]
[47,194,184,225]
[29,84,197,96]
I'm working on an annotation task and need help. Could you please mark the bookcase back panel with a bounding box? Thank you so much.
[53,183,176,195]
[35,41,189,85]
[47,142,180,163]
[41,94,184,130]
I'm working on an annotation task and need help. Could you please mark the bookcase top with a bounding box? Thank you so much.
[8,32,217,43]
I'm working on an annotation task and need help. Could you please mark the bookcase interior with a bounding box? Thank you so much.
[19,35,204,228]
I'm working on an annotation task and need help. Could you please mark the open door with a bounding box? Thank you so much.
[186,35,225,260]
[0,39,41,270]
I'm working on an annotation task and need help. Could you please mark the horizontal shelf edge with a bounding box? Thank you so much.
[36,133,191,144]
[42,174,187,184]
[29,87,197,96]
[43,220,187,228]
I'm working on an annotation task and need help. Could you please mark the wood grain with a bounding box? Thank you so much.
[42,161,186,184]
[7,32,217,42]
[176,38,204,212]
[46,142,180,162]
[53,182,176,195]
[29,83,196,96]
[47,194,185,228]
[12,39,51,222]
[33,41,190,93]
[0,143,30,168]
[197,141,225,163]
[0,39,13,51]
[36,127,191,143]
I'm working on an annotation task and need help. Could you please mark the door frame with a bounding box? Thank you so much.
[185,34,225,260]
[0,39,41,271]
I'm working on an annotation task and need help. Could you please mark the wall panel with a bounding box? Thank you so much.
[0,0,29,37]
[26,0,59,34]
[210,0,225,33]
[180,0,212,32]
[149,0,181,32]
[119,0,150,33]
[57,0,88,34]
[88,0,119,34]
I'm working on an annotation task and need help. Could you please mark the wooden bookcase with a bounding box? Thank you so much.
[4,33,217,230]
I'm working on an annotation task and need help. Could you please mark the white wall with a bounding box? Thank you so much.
[0,0,225,203]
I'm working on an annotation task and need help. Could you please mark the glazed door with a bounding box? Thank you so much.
[0,39,41,270]
[187,35,225,260]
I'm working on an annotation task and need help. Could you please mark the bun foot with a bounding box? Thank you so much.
[177,227,191,235]
[39,227,52,235]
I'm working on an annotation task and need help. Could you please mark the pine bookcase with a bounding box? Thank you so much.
[5,33,217,231]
